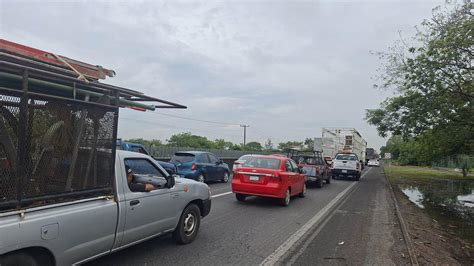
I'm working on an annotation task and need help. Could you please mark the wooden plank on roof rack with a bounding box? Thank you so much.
[0,39,115,81]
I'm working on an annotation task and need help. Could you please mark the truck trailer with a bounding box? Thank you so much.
[320,128,367,162]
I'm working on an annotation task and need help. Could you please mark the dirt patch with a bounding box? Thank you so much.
[391,186,473,265]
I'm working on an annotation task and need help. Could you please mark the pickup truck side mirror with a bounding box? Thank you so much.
[216,160,223,165]
[167,175,176,188]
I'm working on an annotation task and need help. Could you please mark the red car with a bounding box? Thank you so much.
[232,155,306,206]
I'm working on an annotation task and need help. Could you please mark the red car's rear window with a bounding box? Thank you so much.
[242,157,280,169]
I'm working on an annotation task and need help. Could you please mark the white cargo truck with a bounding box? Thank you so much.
[320,128,367,162]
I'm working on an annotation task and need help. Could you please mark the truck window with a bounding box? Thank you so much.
[124,159,164,177]
[289,160,299,173]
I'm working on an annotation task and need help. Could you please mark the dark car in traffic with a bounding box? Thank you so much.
[171,151,230,183]
[116,140,177,175]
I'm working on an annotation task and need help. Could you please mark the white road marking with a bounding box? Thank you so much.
[260,167,372,266]
[211,191,233,198]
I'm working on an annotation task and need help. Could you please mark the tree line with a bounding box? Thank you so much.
[125,132,315,152]
[367,1,473,175]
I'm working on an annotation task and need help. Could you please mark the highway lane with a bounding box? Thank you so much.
[87,171,366,265]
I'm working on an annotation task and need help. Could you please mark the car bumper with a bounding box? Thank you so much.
[201,199,211,217]
[332,168,359,176]
[177,171,198,180]
[305,175,322,182]
[232,181,285,198]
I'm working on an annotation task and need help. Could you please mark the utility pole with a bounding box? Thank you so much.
[240,124,250,148]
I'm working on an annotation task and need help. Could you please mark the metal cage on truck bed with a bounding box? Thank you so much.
[0,41,186,213]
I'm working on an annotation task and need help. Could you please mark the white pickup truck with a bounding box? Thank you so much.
[0,151,211,265]
[331,153,362,181]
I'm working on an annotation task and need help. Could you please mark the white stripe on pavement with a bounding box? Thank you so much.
[260,167,372,266]
[211,191,233,198]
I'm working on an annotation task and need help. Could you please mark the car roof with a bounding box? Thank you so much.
[116,150,149,158]
[247,154,289,161]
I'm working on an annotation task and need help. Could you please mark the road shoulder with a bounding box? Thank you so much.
[282,167,410,265]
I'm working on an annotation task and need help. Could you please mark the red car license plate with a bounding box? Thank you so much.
[249,175,260,181]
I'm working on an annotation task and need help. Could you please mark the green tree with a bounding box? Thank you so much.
[245,141,263,151]
[264,138,274,150]
[166,132,214,148]
[366,2,473,173]
[125,138,163,147]
[304,138,314,150]
[213,138,235,150]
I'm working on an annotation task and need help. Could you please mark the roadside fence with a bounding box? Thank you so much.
[147,146,273,160]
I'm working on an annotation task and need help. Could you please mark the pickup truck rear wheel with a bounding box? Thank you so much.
[1,252,39,266]
[316,178,323,188]
[173,203,201,245]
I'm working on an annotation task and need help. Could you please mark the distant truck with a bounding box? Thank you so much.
[320,128,367,162]
[116,139,177,175]
[365,148,379,165]
[0,40,211,265]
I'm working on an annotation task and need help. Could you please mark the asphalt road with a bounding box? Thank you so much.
[87,167,406,265]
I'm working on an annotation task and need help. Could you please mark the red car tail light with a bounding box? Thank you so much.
[270,173,281,181]
[191,163,197,170]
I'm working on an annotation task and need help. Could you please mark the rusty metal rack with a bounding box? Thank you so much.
[0,40,186,212]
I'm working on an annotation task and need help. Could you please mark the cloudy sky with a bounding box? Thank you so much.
[1,0,444,151]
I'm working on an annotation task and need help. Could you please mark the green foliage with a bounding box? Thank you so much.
[264,138,274,151]
[367,2,473,164]
[125,138,163,147]
[304,138,314,150]
[245,141,263,151]
[166,132,215,148]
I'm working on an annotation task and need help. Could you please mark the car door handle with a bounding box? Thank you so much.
[130,200,140,206]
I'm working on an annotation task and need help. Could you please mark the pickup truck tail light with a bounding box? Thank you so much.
[191,163,197,170]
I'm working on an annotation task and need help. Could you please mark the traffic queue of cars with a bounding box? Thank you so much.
[118,140,366,208]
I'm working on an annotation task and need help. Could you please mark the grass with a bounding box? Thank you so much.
[384,164,472,182]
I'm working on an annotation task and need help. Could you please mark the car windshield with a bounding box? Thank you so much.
[242,157,280,169]
[171,153,195,163]
[335,154,357,161]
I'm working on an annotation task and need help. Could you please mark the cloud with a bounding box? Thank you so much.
[1,0,444,150]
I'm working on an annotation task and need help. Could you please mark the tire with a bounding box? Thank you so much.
[236,193,246,202]
[1,252,39,266]
[197,174,205,183]
[316,178,323,188]
[355,173,361,181]
[332,174,336,180]
[173,204,201,245]
[298,183,306,198]
[222,172,230,183]
[325,171,331,184]
[280,189,291,206]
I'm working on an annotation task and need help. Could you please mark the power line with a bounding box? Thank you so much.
[149,112,241,126]
[119,116,244,138]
